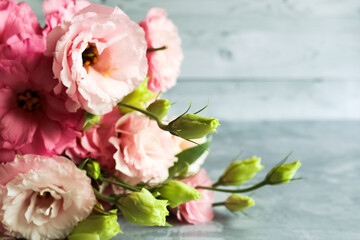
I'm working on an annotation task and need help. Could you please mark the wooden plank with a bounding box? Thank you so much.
[163,78,360,120]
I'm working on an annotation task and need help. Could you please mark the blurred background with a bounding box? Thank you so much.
[24,0,360,121]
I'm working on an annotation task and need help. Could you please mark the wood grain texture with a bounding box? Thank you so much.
[21,0,360,120]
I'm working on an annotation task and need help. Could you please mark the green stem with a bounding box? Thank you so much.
[92,187,116,204]
[147,46,168,52]
[212,201,226,207]
[196,181,267,193]
[100,177,140,192]
[117,102,168,131]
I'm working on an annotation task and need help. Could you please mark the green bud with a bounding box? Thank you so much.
[146,99,171,120]
[159,180,202,208]
[118,188,169,226]
[225,194,255,212]
[118,78,158,114]
[69,210,122,240]
[170,114,220,139]
[267,161,301,184]
[218,156,264,186]
[86,161,101,180]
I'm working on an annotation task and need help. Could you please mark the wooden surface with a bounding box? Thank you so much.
[23,0,360,120]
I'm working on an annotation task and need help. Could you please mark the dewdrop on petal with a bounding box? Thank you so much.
[267,161,301,184]
[225,194,255,212]
[218,156,264,186]
[158,180,201,208]
[169,114,220,139]
[118,188,169,226]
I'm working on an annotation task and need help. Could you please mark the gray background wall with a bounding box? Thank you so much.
[24,0,360,121]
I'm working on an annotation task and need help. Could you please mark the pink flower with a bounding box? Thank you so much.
[0,154,96,240]
[65,107,122,170]
[46,4,148,115]
[42,0,91,35]
[110,112,178,184]
[0,0,41,45]
[175,169,214,224]
[0,38,83,163]
[140,8,183,93]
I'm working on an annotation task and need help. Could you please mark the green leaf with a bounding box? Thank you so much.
[83,112,101,130]
[168,136,212,178]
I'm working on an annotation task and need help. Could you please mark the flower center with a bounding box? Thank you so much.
[82,43,98,66]
[17,90,41,112]
[38,191,52,199]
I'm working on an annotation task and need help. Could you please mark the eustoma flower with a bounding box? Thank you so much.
[42,0,91,35]
[0,154,96,240]
[46,4,148,115]
[0,0,41,46]
[0,38,83,163]
[140,8,183,93]
[110,112,178,184]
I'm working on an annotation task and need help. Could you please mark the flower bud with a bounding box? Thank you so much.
[146,99,171,120]
[225,194,255,212]
[159,180,202,208]
[86,161,101,180]
[118,78,157,114]
[68,210,122,240]
[170,114,219,139]
[218,156,264,186]
[267,161,301,184]
[118,188,169,226]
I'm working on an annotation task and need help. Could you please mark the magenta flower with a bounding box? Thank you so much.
[140,8,183,93]
[0,39,83,163]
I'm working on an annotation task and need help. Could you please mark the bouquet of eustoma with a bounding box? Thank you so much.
[0,0,302,239]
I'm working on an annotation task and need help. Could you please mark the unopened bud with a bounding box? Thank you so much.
[218,156,264,186]
[159,180,201,208]
[118,188,169,226]
[146,99,171,120]
[225,194,255,212]
[267,161,301,184]
[86,161,101,180]
[170,114,219,139]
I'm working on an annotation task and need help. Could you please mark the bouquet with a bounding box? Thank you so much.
[0,0,302,239]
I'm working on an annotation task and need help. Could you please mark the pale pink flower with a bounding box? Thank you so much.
[46,4,148,115]
[140,8,183,93]
[0,0,41,45]
[175,169,214,224]
[42,0,91,35]
[65,107,122,170]
[110,112,178,184]
[0,38,83,163]
[0,154,96,240]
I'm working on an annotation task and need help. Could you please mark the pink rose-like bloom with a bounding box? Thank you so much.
[0,154,96,240]
[0,38,83,163]
[42,0,91,35]
[140,8,183,93]
[175,169,214,224]
[0,0,41,45]
[110,112,178,184]
[65,107,122,170]
[46,4,148,115]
